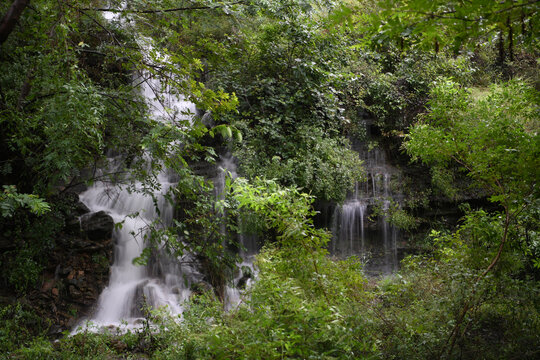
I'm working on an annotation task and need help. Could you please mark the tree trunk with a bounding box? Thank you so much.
[507,16,514,62]
[498,30,505,65]
[0,0,30,45]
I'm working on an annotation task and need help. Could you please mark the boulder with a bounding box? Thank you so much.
[74,200,90,216]
[236,266,253,289]
[80,211,114,241]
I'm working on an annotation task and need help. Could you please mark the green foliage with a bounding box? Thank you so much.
[139,177,371,359]
[0,205,63,292]
[403,75,540,354]
[373,199,420,232]
[12,338,57,360]
[362,0,540,55]
[132,169,242,298]
[405,79,539,211]
[0,0,240,197]
[160,259,370,359]
[0,185,50,218]
[371,211,540,359]
[1,1,539,359]
[0,192,85,292]
[201,4,365,202]
[4,246,43,293]
[0,303,50,354]
[0,0,241,297]
[371,258,540,359]
[350,51,477,131]
[233,177,329,251]
[0,1,120,193]
[175,177,241,296]
[237,126,364,202]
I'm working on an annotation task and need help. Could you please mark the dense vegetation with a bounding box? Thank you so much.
[1,0,538,359]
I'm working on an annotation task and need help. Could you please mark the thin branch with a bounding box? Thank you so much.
[79,1,247,14]
[404,0,539,24]
[479,205,510,279]
[440,202,512,359]
[0,0,30,45]
[493,0,540,15]
[64,3,123,46]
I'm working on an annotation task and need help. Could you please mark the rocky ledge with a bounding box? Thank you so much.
[27,194,114,336]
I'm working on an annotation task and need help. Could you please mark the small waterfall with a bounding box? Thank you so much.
[331,200,366,256]
[211,154,258,310]
[330,144,401,275]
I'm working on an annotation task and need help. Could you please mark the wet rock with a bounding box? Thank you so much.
[74,201,90,216]
[236,266,253,289]
[1,191,114,338]
[41,279,55,293]
[60,266,73,276]
[132,280,150,317]
[80,211,114,241]
[66,317,77,328]
[67,270,76,280]
[67,278,80,287]
[65,217,82,236]
[133,318,146,326]
[240,265,253,278]
[25,233,113,336]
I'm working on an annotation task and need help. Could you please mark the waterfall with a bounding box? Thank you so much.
[330,144,401,275]
[76,59,202,329]
[211,154,258,311]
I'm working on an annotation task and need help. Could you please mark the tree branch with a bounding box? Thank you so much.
[79,1,246,14]
[0,0,30,45]
[405,0,539,24]
[440,204,512,359]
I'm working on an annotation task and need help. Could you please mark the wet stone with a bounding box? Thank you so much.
[80,211,114,241]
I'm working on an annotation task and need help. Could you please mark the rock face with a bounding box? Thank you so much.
[80,210,114,241]
[26,197,114,335]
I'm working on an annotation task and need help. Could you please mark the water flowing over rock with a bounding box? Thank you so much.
[74,58,202,329]
[330,135,403,275]
[211,154,258,310]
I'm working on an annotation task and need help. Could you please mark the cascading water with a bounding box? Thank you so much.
[211,154,258,311]
[330,141,401,275]
[212,154,260,256]
[77,64,202,329]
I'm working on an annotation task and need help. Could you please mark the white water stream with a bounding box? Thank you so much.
[330,145,401,275]
[76,60,202,329]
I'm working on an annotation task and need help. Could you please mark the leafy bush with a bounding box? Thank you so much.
[371,214,540,359]
[237,125,364,202]
[352,52,477,132]
[204,11,364,202]
[0,303,50,354]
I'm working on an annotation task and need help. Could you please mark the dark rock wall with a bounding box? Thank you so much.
[0,193,114,336]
